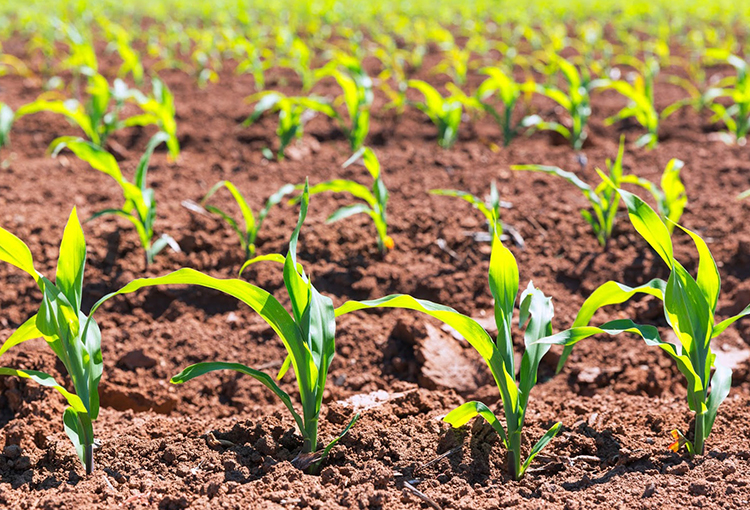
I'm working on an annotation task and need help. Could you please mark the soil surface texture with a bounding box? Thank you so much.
[1,46,750,509]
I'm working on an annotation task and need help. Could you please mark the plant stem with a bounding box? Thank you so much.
[694,409,707,456]
[85,443,94,475]
[508,431,522,480]
[303,417,319,454]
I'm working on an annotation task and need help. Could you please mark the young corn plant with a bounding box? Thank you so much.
[548,190,745,457]
[444,232,562,479]
[17,72,162,149]
[407,79,480,149]
[244,91,337,159]
[317,61,373,150]
[50,132,179,266]
[704,52,750,144]
[0,209,103,475]
[200,181,296,261]
[595,59,660,148]
[127,77,180,160]
[524,56,592,151]
[512,138,686,246]
[430,182,524,247]
[305,147,393,253]
[476,67,534,146]
[87,183,357,470]
[336,230,564,479]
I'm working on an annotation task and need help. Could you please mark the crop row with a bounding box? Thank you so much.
[1,135,749,480]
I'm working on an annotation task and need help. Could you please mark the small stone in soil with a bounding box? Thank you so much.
[3,444,21,459]
[642,483,656,498]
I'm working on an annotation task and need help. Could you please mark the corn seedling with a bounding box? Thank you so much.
[305,147,392,253]
[336,231,564,479]
[524,56,592,151]
[0,209,103,475]
[50,132,180,266]
[99,18,144,84]
[430,182,524,247]
[317,59,373,150]
[513,138,686,245]
[201,181,296,261]
[87,183,358,470]
[548,190,744,456]
[595,58,660,148]
[704,52,750,144]
[17,72,166,150]
[127,77,180,160]
[476,67,534,146]
[244,91,337,159]
[407,79,481,149]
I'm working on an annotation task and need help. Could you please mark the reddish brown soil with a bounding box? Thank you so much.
[1,46,750,509]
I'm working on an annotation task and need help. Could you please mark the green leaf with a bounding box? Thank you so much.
[430,189,492,223]
[336,295,496,364]
[87,268,312,406]
[443,400,508,445]
[517,283,554,408]
[55,208,86,311]
[712,303,750,338]
[49,137,124,183]
[489,234,519,376]
[171,361,305,435]
[539,319,704,408]
[0,224,40,282]
[676,224,720,316]
[326,204,372,223]
[134,131,169,191]
[202,181,256,237]
[307,180,377,208]
[520,422,562,476]
[558,279,666,372]
[705,365,732,436]
[617,189,674,267]
[0,367,87,413]
[319,413,360,460]
[62,406,93,468]
[0,314,42,357]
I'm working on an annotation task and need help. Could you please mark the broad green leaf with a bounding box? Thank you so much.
[87,268,312,406]
[676,224,720,315]
[0,224,40,282]
[63,407,86,465]
[617,189,673,266]
[0,314,42,360]
[0,367,87,413]
[307,180,377,208]
[327,203,372,223]
[443,400,508,445]
[55,208,86,311]
[539,319,704,410]
[407,80,444,120]
[705,365,732,436]
[518,283,554,408]
[49,137,125,184]
[713,303,750,338]
[489,233,519,375]
[336,295,496,363]
[171,361,305,434]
